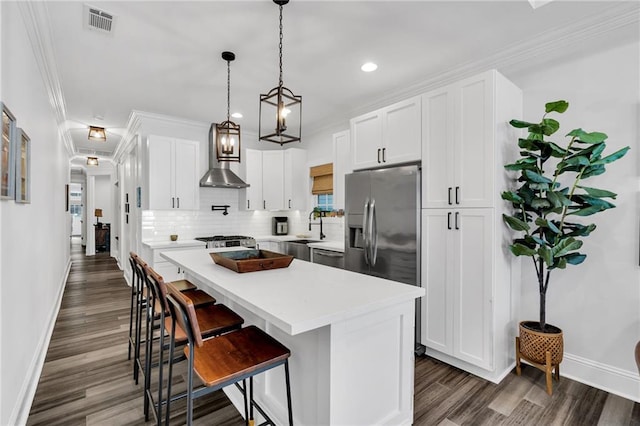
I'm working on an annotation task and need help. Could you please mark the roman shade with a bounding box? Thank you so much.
[310,163,333,195]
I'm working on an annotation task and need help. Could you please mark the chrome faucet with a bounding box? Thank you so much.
[308,210,326,240]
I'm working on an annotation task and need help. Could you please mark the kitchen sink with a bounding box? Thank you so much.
[282,239,320,261]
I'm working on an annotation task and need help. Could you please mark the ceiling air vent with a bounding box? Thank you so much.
[84,4,116,34]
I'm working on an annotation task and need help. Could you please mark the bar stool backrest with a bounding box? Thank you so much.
[166,284,203,348]
[144,265,168,314]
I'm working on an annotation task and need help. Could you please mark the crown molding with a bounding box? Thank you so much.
[309,1,639,135]
[17,2,75,158]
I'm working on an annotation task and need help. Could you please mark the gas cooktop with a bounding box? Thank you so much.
[195,235,256,249]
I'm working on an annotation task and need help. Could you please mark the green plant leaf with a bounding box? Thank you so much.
[564,253,587,265]
[545,100,569,114]
[568,205,605,216]
[554,257,568,269]
[573,195,615,209]
[531,198,551,209]
[564,223,596,237]
[525,235,548,246]
[578,186,617,199]
[518,138,542,151]
[510,119,536,129]
[510,243,537,257]
[501,191,524,203]
[567,128,608,144]
[552,237,583,258]
[588,143,606,160]
[528,182,550,191]
[547,142,567,157]
[581,165,606,179]
[591,146,630,165]
[541,118,560,136]
[538,246,553,266]
[535,218,560,234]
[524,169,552,184]
[503,214,530,232]
[563,156,590,167]
[546,191,572,208]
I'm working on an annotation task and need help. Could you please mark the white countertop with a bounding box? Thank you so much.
[142,239,206,250]
[307,240,344,253]
[161,248,424,335]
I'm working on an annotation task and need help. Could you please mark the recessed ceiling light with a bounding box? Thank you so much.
[231,112,243,119]
[361,62,378,72]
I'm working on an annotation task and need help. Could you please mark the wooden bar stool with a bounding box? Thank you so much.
[165,284,293,426]
[143,265,244,424]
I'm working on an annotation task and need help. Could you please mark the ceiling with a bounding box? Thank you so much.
[40,1,638,168]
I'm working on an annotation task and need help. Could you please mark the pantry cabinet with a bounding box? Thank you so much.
[245,148,307,211]
[351,96,421,170]
[146,135,199,210]
[420,69,522,383]
[332,130,351,210]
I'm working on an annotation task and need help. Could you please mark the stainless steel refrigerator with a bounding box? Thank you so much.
[344,164,424,354]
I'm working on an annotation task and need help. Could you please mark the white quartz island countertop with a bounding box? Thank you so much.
[161,248,423,336]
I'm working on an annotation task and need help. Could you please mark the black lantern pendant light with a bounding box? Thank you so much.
[215,51,241,162]
[259,0,302,145]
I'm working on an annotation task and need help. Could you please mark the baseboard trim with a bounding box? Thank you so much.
[561,353,640,403]
[8,258,72,425]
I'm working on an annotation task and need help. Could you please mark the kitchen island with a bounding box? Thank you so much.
[161,248,425,426]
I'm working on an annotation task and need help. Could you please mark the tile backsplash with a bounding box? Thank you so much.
[141,188,344,242]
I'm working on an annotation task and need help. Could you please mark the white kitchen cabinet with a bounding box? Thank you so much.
[332,130,351,211]
[420,69,522,383]
[245,148,263,211]
[147,135,199,210]
[262,150,284,210]
[422,70,521,209]
[421,208,493,370]
[351,96,421,170]
[141,241,206,282]
[245,148,307,211]
[283,148,307,210]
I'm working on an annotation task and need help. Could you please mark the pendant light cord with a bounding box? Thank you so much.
[278,3,284,89]
[226,59,231,123]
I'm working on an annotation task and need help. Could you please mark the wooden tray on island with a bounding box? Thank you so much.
[210,250,294,273]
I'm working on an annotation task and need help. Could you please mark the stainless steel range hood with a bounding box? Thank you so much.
[199,124,249,188]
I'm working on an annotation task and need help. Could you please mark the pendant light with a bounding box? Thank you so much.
[88,126,106,141]
[215,51,241,162]
[259,0,302,145]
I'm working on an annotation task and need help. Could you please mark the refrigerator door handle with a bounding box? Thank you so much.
[363,199,370,265]
[370,199,378,266]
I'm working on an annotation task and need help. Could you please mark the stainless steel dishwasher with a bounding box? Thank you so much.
[311,248,344,269]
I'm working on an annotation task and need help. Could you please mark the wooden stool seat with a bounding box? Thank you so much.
[186,325,290,388]
[180,289,216,307]
[164,304,243,343]
[170,279,197,292]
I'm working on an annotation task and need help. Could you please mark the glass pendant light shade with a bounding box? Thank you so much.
[259,0,302,145]
[88,126,106,141]
[215,51,241,162]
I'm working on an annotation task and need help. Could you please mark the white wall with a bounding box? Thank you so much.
[508,40,640,399]
[94,174,112,224]
[0,3,71,424]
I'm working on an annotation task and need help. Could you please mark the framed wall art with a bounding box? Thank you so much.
[15,128,30,203]
[1,103,17,200]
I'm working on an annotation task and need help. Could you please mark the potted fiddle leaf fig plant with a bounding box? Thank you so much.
[502,100,629,393]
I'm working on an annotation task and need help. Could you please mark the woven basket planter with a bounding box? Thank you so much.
[519,321,563,365]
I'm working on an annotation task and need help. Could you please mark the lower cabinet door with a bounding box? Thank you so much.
[154,262,181,283]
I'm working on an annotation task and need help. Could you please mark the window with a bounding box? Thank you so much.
[316,193,333,211]
[70,204,82,216]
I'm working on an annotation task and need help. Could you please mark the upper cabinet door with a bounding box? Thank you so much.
[147,135,175,210]
[244,149,264,210]
[422,71,495,209]
[382,96,421,165]
[262,150,284,210]
[422,87,455,208]
[351,110,383,170]
[173,139,199,210]
[283,148,307,211]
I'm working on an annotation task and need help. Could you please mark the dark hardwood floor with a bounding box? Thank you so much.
[27,239,640,425]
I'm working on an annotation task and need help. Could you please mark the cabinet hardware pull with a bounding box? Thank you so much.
[263,200,266,209]
[177,197,180,208]
[247,200,250,209]
[448,187,452,205]
[455,186,460,205]
[447,212,452,230]
[377,148,381,163]
[172,197,175,208]
[289,199,292,209]
[382,147,386,162]
[455,212,459,230]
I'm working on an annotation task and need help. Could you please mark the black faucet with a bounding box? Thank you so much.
[308,210,326,240]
